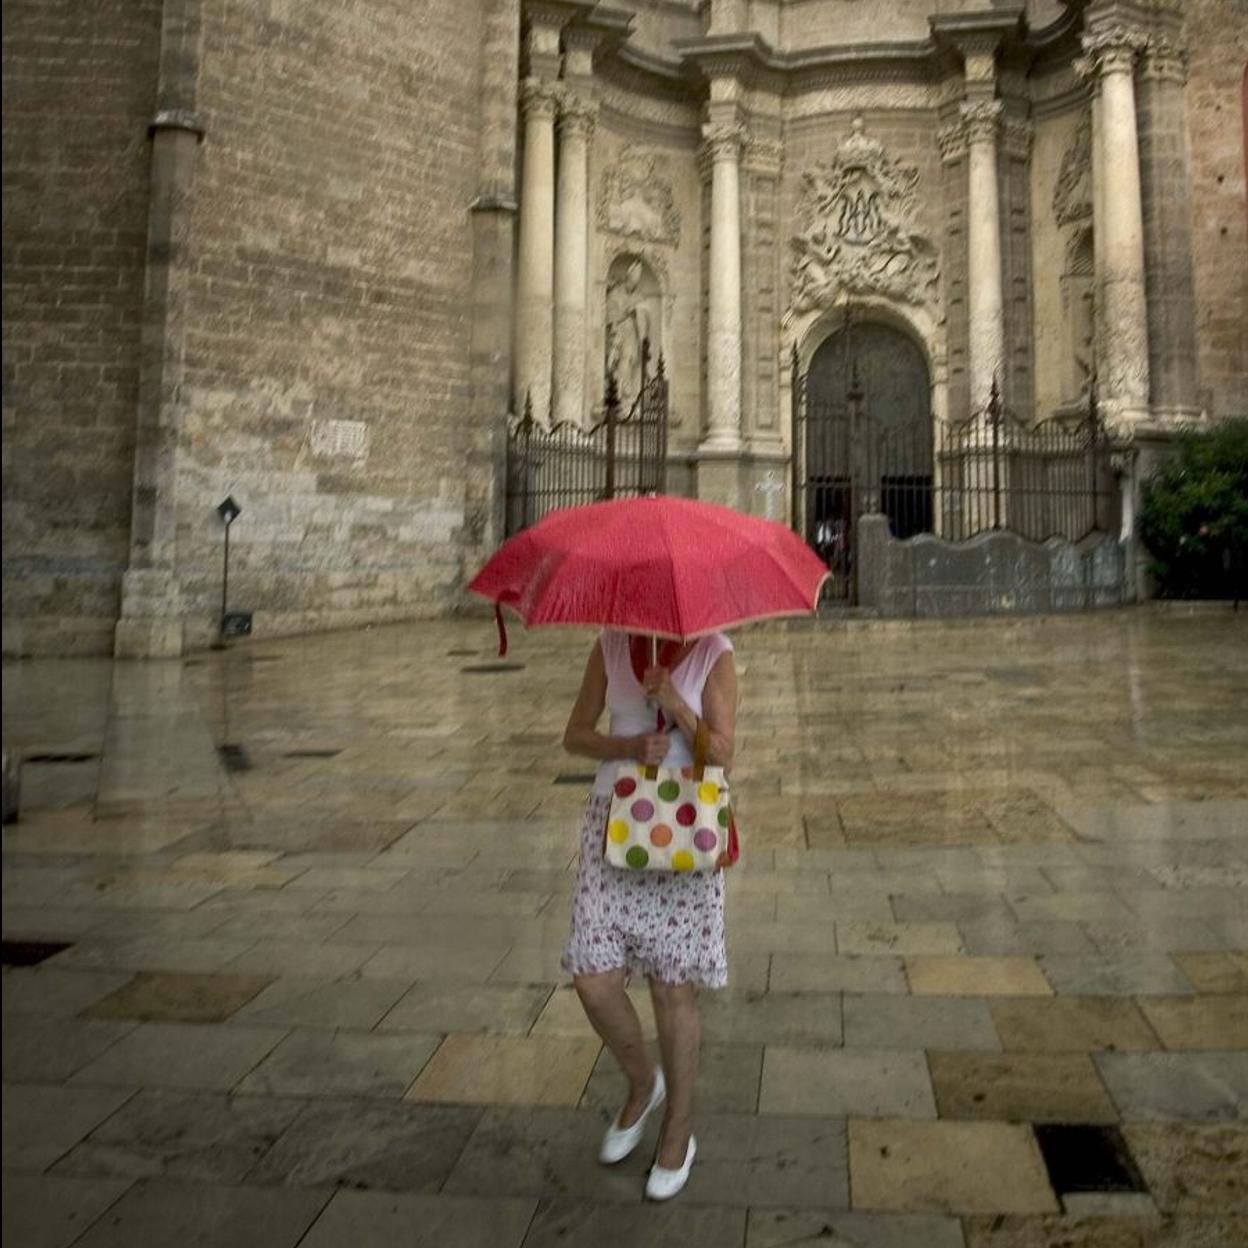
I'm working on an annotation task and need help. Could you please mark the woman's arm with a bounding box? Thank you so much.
[643,651,737,769]
[563,642,668,767]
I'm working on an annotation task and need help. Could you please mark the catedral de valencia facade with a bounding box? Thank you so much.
[2,0,1245,654]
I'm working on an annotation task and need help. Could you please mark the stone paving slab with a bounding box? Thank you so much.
[406,1033,601,1107]
[2,1015,138,1083]
[52,1089,306,1183]
[523,1199,745,1248]
[760,1048,937,1118]
[68,1021,287,1092]
[246,1099,483,1191]
[297,1191,538,1248]
[236,1029,442,1100]
[3,1084,135,1173]
[68,1179,330,1248]
[0,1173,133,1248]
[849,1119,1059,1215]
[82,971,274,1024]
[842,994,1000,1051]
[1,968,134,1017]
[1094,1052,1248,1121]
[745,1208,967,1248]
[927,1050,1118,1123]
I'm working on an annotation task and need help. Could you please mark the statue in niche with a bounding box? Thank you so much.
[1053,113,1096,418]
[1059,230,1096,409]
[604,256,661,412]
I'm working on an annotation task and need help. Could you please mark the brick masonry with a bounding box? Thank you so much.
[3,0,487,656]
[2,0,163,655]
[175,0,484,648]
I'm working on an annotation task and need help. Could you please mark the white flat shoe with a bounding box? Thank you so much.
[599,1068,666,1165]
[645,1134,696,1201]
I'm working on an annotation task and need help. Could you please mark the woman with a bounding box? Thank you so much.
[561,629,738,1201]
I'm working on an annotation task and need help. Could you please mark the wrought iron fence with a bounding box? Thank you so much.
[505,343,669,536]
[792,355,1118,602]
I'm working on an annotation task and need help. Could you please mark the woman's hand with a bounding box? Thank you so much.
[642,665,686,716]
[629,732,669,768]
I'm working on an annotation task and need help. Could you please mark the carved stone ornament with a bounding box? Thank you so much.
[557,91,597,139]
[1053,110,1093,228]
[520,77,561,121]
[789,117,940,314]
[1080,23,1149,76]
[700,121,748,164]
[597,144,681,247]
[959,98,1003,145]
[1142,34,1188,84]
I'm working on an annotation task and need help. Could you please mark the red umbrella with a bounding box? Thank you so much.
[468,495,829,653]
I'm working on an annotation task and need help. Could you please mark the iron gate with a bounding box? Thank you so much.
[791,349,1116,604]
[505,342,669,536]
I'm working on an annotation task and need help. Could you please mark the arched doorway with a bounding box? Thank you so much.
[794,319,933,597]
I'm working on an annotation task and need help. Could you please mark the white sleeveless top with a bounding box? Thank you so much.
[592,631,734,796]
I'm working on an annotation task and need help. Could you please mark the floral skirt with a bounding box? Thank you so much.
[561,792,728,989]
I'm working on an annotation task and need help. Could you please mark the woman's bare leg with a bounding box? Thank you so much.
[574,970,657,1126]
[648,979,700,1167]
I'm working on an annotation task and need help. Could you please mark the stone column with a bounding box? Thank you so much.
[962,99,1006,419]
[1080,22,1152,427]
[115,0,204,659]
[552,92,595,428]
[514,78,560,420]
[702,120,746,452]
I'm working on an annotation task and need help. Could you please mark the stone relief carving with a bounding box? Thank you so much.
[789,117,940,314]
[597,145,681,247]
[604,254,662,412]
[1054,112,1096,410]
[1053,111,1093,228]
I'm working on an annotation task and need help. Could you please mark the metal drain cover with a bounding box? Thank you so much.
[1034,1124,1147,1195]
[283,749,342,759]
[2,940,72,966]
[217,743,253,772]
[24,753,98,765]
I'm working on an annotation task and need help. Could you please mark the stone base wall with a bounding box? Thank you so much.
[857,513,1129,617]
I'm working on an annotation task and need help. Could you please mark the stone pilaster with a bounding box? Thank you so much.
[1138,33,1201,420]
[701,118,747,453]
[742,134,784,449]
[1078,20,1152,428]
[962,99,1006,418]
[552,91,596,428]
[464,0,520,560]
[514,77,561,420]
[115,0,203,659]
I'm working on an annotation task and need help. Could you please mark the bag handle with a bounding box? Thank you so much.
[693,717,710,781]
[642,716,710,782]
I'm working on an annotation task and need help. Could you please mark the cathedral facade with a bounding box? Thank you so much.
[2,0,1245,654]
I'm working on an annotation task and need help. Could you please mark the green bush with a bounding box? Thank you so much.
[1139,418,1248,600]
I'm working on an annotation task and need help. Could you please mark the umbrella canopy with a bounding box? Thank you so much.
[468,495,828,648]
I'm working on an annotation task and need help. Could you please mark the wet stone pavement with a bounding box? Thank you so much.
[2,609,1247,1248]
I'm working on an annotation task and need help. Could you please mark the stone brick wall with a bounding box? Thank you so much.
[1,0,163,655]
[175,0,483,647]
[1185,0,1248,417]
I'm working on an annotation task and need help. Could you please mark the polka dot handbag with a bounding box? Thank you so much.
[603,719,740,873]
